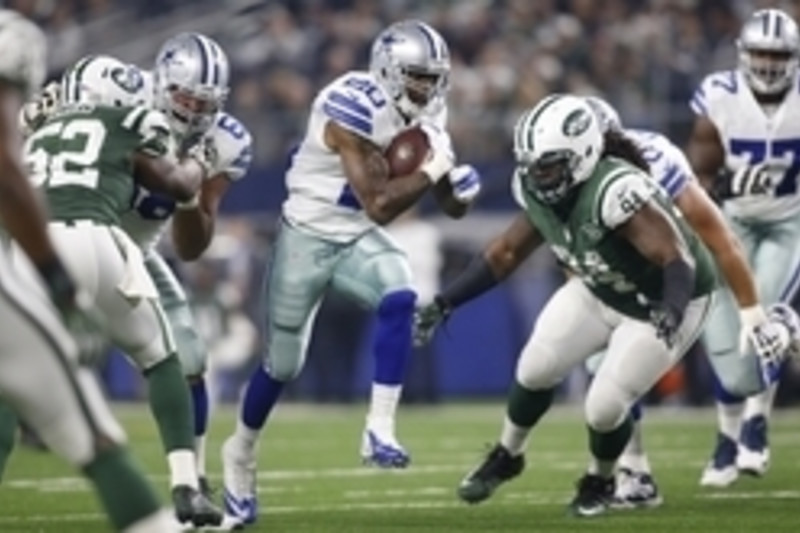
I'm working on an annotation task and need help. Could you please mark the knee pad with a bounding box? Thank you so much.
[165,305,206,377]
[585,378,632,432]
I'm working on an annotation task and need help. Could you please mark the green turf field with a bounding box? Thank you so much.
[1,403,798,532]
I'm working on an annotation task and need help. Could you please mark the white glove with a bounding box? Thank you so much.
[730,163,774,196]
[419,122,455,184]
[185,136,218,179]
[739,305,787,363]
[447,164,482,204]
[19,81,61,136]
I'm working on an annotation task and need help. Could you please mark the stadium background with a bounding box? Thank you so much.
[14,0,800,406]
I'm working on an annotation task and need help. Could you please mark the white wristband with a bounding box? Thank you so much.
[176,194,200,210]
[739,305,767,329]
[420,149,454,184]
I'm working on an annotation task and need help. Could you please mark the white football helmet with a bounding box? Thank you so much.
[153,32,229,141]
[369,20,450,119]
[513,94,604,205]
[737,9,800,95]
[584,95,622,133]
[60,55,149,108]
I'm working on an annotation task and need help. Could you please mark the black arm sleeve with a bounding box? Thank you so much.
[661,257,696,318]
[438,254,501,310]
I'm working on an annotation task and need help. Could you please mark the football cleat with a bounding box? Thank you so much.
[699,433,739,487]
[611,467,663,509]
[457,443,524,504]
[567,474,615,517]
[171,484,223,528]
[221,436,258,525]
[360,428,411,468]
[737,414,770,477]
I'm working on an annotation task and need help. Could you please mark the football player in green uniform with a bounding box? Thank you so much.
[414,94,720,516]
[19,55,223,527]
[0,11,179,533]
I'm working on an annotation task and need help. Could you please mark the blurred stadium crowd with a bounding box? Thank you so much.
[10,0,800,405]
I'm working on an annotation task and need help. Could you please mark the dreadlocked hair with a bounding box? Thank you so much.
[602,129,650,173]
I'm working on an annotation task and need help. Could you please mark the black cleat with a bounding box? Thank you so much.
[172,484,224,527]
[568,474,615,517]
[199,475,215,501]
[457,444,524,504]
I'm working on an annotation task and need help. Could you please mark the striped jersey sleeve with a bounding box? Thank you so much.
[121,106,173,157]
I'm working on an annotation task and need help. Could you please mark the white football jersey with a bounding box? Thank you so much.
[120,111,253,251]
[625,128,694,200]
[0,10,46,97]
[282,70,446,242]
[691,69,800,221]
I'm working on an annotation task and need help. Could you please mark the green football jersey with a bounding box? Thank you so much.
[24,104,172,225]
[514,156,717,320]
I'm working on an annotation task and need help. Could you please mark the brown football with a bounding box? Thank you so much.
[384,127,430,178]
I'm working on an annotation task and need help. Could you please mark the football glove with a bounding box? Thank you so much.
[447,165,482,204]
[413,297,451,347]
[419,122,455,184]
[19,81,61,136]
[720,164,774,198]
[649,301,682,348]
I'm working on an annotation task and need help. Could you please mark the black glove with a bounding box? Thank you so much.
[36,258,79,318]
[650,302,683,348]
[715,164,773,200]
[413,296,451,347]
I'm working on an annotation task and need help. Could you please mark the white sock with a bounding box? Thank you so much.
[716,401,744,441]
[195,434,206,478]
[743,382,779,420]
[167,449,198,489]
[232,419,261,454]
[499,416,529,457]
[366,383,402,433]
[122,509,175,533]
[617,421,651,473]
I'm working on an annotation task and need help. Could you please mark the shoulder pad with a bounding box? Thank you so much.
[597,170,655,229]
[318,72,394,145]
[627,128,694,199]
[690,70,741,117]
[122,106,172,157]
[209,112,253,180]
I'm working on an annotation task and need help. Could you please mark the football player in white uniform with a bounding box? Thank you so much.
[121,33,253,500]
[221,20,481,524]
[687,8,800,486]
[0,10,178,533]
[583,96,800,507]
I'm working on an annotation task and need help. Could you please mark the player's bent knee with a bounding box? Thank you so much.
[264,325,306,382]
[585,379,631,432]
[515,342,565,390]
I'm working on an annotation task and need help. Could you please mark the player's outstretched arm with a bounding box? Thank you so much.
[133,152,205,204]
[675,180,758,308]
[414,213,542,346]
[325,120,450,225]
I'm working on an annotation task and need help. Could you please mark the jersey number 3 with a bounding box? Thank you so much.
[730,138,800,196]
[25,119,106,190]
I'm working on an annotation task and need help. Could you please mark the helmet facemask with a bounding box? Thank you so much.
[739,46,799,94]
[736,9,800,95]
[518,150,580,205]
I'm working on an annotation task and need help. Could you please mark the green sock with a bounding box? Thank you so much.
[0,401,17,482]
[588,416,633,477]
[506,382,555,427]
[83,446,162,530]
[144,355,194,452]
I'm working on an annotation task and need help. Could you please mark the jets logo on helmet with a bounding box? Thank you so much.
[369,20,450,119]
[737,8,800,94]
[60,55,149,108]
[154,32,230,142]
[514,94,604,205]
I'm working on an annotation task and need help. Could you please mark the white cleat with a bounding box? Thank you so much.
[737,414,770,477]
[611,468,663,509]
[360,427,410,469]
[700,433,739,488]
[221,436,258,526]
